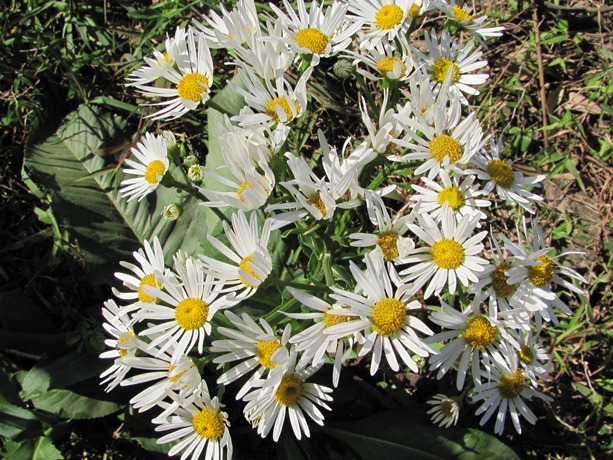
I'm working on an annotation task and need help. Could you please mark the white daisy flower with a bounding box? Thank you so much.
[413,29,488,100]
[120,344,201,413]
[350,35,413,82]
[193,0,261,49]
[349,190,416,263]
[99,299,141,392]
[360,89,404,156]
[514,329,552,385]
[326,252,435,376]
[401,208,488,299]
[435,0,505,48]
[503,218,586,328]
[112,236,168,308]
[132,27,214,120]
[155,381,233,460]
[134,258,237,363]
[242,349,333,441]
[469,137,545,214]
[426,296,517,390]
[284,287,361,387]
[232,66,312,128]
[269,0,361,64]
[198,122,276,212]
[472,343,552,435]
[265,152,336,230]
[126,26,188,86]
[200,211,273,299]
[394,101,485,180]
[211,311,290,399]
[120,132,170,202]
[409,169,491,222]
[426,394,460,428]
[349,0,428,48]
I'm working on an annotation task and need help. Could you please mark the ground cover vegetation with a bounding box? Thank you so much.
[1,1,612,459]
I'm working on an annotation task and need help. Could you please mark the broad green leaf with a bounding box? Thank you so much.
[0,403,41,440]
[133,437,172,455]
[324,409,520,460]
[2,437,63,460]
[20,351,108,400]
[30,389,119,419]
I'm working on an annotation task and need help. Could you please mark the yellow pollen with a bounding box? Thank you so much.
[144,160,166,185]
[429,135,463,163]
[239,254,262,288]
[486,159,514,188]
[323,306,355,328]
[377,231,400,261]
[307,191,327,217]
[462,316,498,350]
[376,56,407,78]
[519,345,535,365]
[116,336,131,357]
[437,186,464,211]
[432,58,461,84]
[137,273,162,303]
[408,3,421,18]
[371,297,406,337]
[491,262,517,298]
[452,5,473,25]
[237,180,254,204]
[275,374,305,407]
[375,4,404,30]
[265,97,301,123]
[167,364,189,384]
[175,297,208,330]
[528,255,554,287]
[431,239,465,269]
[255,340,282,369]
[192,408,225,440]
[498,370,526,399]
[176,72,209,102]
[295,27,329,55]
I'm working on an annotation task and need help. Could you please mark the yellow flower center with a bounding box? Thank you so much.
[116,336,131,357]
[192,408,225,440]
[452,5,473,25]
[437,186,464,211]
[255,340,282,369]
[371,297,406,337]
[307,191,328,217]
[167,364,189,383]
[275,374,305,407]
[265,97,301,123]
[429,135,463,163]
[519,345,535,365]
[491,262,517,298]
[440,400,456,417]
[176,72,209,102]
[375,4,404,30]
[498,370,526,399]
[377,231,400,261]
[376,56,407,78]
[462,316,498,350]
[239,254,262,288]
[144,160,166,185]
[432,58,461,84]
[528,255,554,287]
[486,159,514,188]
[295,27,329,55]
[408,3,421,18]
[323,306,355,328]
[175,298,208,330]
[137,273,162,303]
[431,239,465,269]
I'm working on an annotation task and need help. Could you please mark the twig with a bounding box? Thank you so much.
[532,6,549,149]
[543,1,613,14]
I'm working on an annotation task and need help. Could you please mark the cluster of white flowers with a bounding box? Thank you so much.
[103,1,587,458]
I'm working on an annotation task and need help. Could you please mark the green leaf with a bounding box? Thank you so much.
[0,403,41,440]
[133,437,172,455]
[324,409,520,460]
[2,436,63,460]
[20,351,108,400]
[30,389,119,420]
[32,436,64,460]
